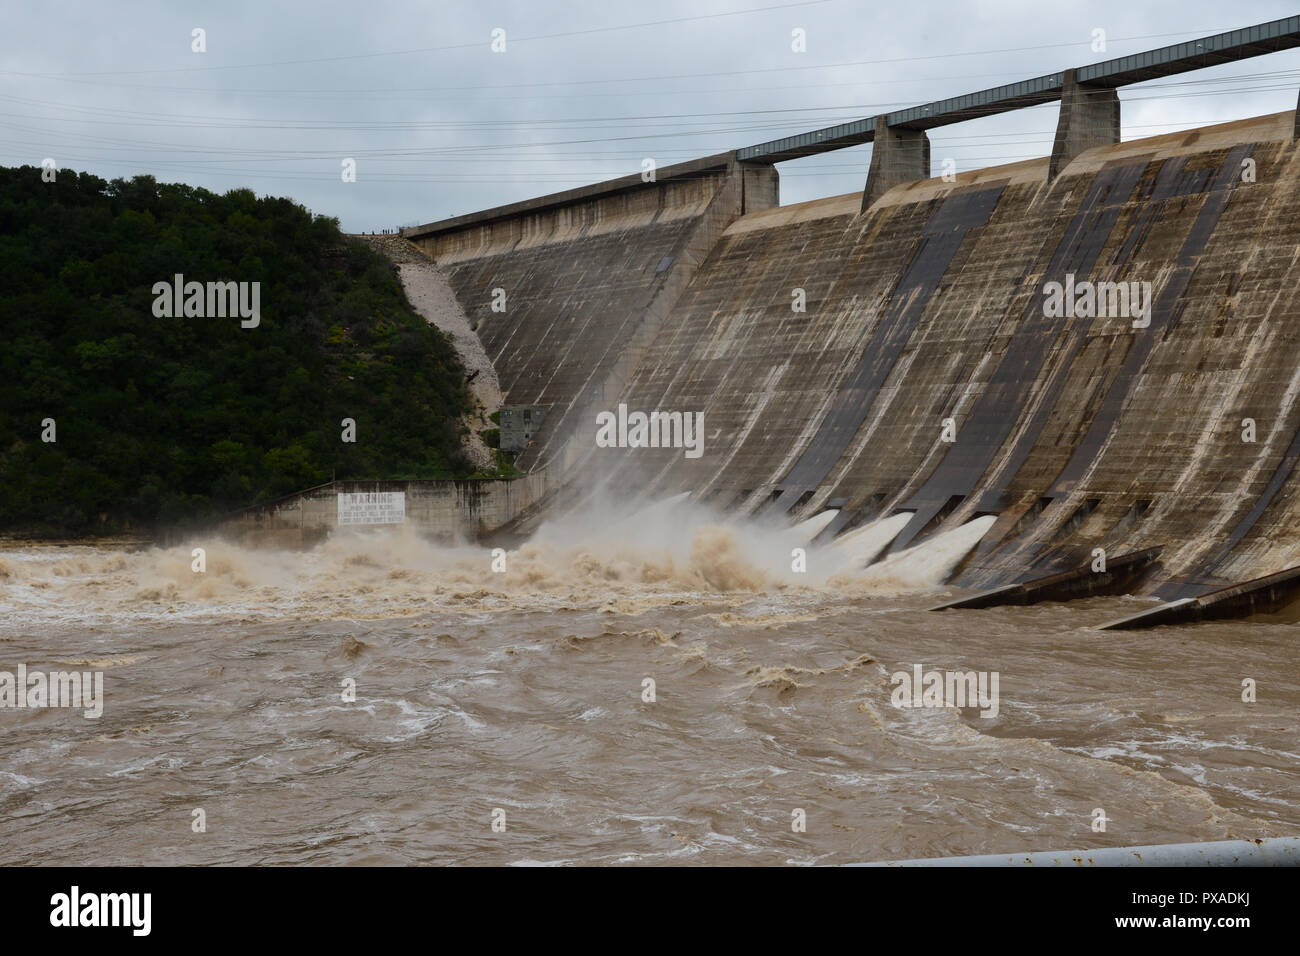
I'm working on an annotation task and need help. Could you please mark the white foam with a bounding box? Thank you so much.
[827,512,913,569]
[857,515,998,589]
[789,508,840,542]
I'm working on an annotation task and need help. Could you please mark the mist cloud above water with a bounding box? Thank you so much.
[0,495,999,627]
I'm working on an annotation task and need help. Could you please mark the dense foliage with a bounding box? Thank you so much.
[0,166,475,535]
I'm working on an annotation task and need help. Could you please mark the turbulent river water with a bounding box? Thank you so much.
[1,498,1297,865]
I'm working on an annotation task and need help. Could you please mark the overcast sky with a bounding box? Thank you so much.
[3,1,1300,232]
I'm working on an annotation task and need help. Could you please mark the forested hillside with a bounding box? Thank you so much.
[0,166,476,535]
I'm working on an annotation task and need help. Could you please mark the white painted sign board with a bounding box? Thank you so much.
[337,491,406,526]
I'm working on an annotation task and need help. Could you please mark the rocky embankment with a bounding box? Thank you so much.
[352,233,431,264]
[351,234,502,471]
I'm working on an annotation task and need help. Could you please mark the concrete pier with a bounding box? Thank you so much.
[862,115,931,210]
[1049,69,1121,180]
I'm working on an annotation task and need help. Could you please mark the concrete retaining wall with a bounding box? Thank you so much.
[216,475,554,548]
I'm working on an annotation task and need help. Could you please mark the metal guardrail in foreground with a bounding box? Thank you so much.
[853,837,1300,866]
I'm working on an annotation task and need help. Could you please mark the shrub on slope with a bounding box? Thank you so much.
[0,167,474,535]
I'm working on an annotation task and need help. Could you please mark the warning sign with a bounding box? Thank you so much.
[337,491,406,526]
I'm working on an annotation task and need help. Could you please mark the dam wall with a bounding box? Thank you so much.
[594,111,1300,596]
[405,154,778,481]
[401,108,1300,597]
[384,19,1300,601]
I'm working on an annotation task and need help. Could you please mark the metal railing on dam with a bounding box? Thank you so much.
[855,836,1300,866]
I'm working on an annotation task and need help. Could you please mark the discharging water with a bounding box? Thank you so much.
[1,498,1296,865]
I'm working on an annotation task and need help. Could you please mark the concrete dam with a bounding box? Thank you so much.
[394,18,1300,620]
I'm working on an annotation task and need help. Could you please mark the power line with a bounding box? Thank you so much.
[0,1,835,77]
[0,22,1253,85]
[7,68,1298,137]
[3,81,1294,158]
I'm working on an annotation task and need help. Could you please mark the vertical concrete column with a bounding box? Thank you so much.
[862,115,931,212]
[740,162,780,213]
[1293,86,1300,139]
[1049,68,1120,180]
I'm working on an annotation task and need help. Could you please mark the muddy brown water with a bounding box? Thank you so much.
[1,510,1296,865]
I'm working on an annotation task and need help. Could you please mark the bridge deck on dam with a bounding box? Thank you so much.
[737,15,1300,163]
